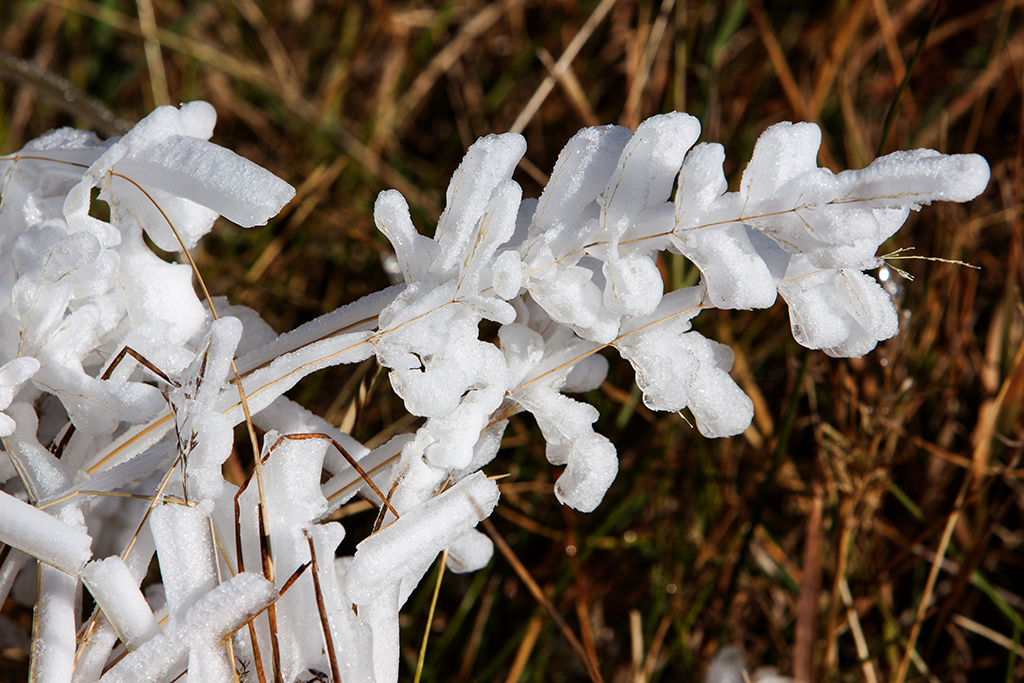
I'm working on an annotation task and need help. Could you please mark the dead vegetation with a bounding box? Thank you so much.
[1,1,1021,681]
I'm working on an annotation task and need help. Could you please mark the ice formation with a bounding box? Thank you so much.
[0,103,988,681]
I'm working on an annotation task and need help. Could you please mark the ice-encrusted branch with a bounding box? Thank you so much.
[0,103,988,682]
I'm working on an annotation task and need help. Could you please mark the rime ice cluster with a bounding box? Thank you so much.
[0,103,988,682]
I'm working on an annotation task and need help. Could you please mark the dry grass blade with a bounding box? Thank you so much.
[628,608,643,682]
[536,47,599,127]
[839,577,879,683]
[414,548,448,683]
[918,25,1024,148]
[229,0,300,102]
[621,0,675,130]
[455,575,499,680]
[641,614,672,682]
[794,482,824,683]
[807,0,871,119]
[746,0,809,121]
[951,613,1024,658]
[894,474,972,683]
[242,567,269,683]
[482,518,605,683]
[100,346,178,385]
[971,330,1024,482]
[47,0,267,84]
[0,50,130,136]
[393,0,527,137]
[305,533,341,683]
[871,0,908,83]
[277,560,311,597]
[510,0,619,133]
[505,613,545,683]
[134,0,168,107]
[574,581,601,674]
[962,0,1015,153]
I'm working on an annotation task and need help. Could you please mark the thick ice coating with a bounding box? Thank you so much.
[186,573,278,683]
[82,556,161,649]
[63,101,295,252]
[150,504,218,626]
[345,473,499,683]
[0,490,92,575]
[346,472,499,603]
[0,103,990,683]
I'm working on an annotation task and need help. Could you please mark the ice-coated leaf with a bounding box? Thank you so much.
[236,283,402,376]
[374,189,438,284]
[670,143,779,309]
[5,403,74,499]
[740,121,822,206]
[62,101,293,252]
[115,220,206,352]
[778,255,898,357]
[98,629,188,683]
[321,434,409,512]
[34,564,79,683]
[446,528,494,573]
[115,134,295,228]
[600,249,664,317]
[704,645,747,683]
[604,112,701,218]
[679,334,754,438]
[519,386,618,512]
[432,133,526,278]
[562,352,609,393]
[456,179,521,302]
[530,124,632,245]
[168,316,242,503]
[525,246,621,342]
[232,328,374,422]
[417,337,507,469]
[0,357,39,436]
[591,113,701,317]
[185,573,278,683]
[346,472,499,603]
[491,248,523,299]
[550,430,618,512]
[263,430,331,524]
[675,221,779,309]
[833,148,991,207]
[345,472,499,682]
[674,143,729,219]
[614,286,705,412]
[31,307,165,435]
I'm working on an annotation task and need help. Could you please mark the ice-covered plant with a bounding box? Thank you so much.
[0,102,988,682]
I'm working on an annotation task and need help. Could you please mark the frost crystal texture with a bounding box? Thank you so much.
[0,103,988,682]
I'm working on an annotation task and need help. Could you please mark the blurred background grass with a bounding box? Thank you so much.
[1,1,1021,681]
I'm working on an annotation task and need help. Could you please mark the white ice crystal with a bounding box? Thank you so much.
[0,101,988,682]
